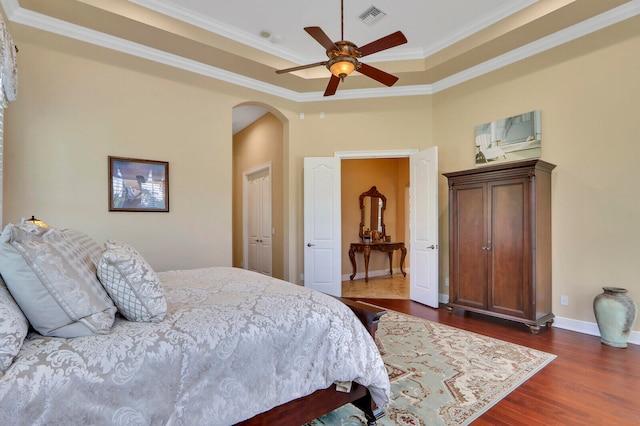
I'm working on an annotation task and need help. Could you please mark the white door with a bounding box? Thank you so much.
[409,147,439,307]
[245,166,272,276]
[303,157,341,296]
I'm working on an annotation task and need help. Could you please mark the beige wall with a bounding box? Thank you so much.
[285,96,434,284]
[232,112,284,279]
[433,16,640,327]
[3,15,640,332]
[2,27,300,272]
[341,158,410,276]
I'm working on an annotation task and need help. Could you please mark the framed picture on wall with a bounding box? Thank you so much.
[475,110,541,167]
[109,156,169,212]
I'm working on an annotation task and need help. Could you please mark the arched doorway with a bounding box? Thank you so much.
[231,103,287,280]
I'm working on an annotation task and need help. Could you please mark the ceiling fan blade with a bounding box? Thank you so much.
[357,63,399,87]
[305,27,339,51]
[323,75,340,97]
[358,31,407,57]
[276,61,327,74]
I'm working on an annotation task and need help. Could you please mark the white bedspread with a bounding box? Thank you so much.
[0,267,389,425]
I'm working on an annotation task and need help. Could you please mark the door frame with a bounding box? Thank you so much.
[304,149,440,304]
[242,162,272,272]
[335,149,418,292]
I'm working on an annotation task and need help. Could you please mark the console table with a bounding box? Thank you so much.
[349,242,407,283]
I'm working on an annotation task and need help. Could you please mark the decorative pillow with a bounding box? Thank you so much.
[0,222,116,337]
[97,240,167,322]
[60,227,105,269]
[0,274,29,372]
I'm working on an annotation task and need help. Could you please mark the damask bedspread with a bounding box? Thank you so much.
[0,267,390,425]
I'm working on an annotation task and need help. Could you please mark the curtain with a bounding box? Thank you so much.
[0,13,17,107]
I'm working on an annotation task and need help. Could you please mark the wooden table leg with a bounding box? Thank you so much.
[387,251,393,275]
[399,246,407,277]
[364,245,371,283]
[349,245,357,280]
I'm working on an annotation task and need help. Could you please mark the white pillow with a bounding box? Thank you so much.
[0,222,116,337]
[97,240,167,322]
[0,274,29,372]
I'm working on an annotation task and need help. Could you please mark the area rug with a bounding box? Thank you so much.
[308,309,556,426]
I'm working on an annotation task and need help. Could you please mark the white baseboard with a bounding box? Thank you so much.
[552,316,640,346]
[348,289,640,346]
[438,293,639,346]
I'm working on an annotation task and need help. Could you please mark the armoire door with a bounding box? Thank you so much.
[488,178,532,319]
[450,182,488,310]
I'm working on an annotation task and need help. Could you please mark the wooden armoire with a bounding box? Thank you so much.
[444,159,556,333]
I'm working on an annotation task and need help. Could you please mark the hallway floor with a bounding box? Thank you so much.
[341,273,409,299]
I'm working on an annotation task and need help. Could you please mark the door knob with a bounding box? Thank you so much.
[307,243,315,247]
[427,244,438,249]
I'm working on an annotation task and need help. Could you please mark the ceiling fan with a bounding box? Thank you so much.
[276,0,407,96]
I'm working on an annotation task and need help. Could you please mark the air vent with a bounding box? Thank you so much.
[359,6,386,25]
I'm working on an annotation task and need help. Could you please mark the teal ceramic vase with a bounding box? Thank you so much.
[593,287,637,348]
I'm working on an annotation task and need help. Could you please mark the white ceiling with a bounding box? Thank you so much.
[232,105,268,135]
[130,0,535,66]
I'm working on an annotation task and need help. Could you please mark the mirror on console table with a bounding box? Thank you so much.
[359,186,386,242]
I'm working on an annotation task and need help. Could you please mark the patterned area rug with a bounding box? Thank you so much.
[308,309,556,426]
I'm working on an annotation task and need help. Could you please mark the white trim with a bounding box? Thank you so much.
[432,0,640,93]
[335,149,418,159]
[439,292,449,305]
[128,0,310,65]
[438,293,638,345]
[130,0,537,65]
[419,0,538,59]
[2,0,639,101]
[553,316,640,346]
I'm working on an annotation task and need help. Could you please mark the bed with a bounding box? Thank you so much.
[0,221,390,425]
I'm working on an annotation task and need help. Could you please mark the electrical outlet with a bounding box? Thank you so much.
[445,278,449,287]
[560,295,569,306]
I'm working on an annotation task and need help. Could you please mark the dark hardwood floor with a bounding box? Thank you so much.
[351,298,640,425]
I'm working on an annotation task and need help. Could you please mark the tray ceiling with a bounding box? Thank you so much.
[1,0,638,101]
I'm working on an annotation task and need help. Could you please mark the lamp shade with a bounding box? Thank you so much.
[327,56,358,79]
[26,215,50,228]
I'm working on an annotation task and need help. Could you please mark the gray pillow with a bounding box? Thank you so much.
[0,222,116,337]
[97,240,167,322]
[0,274,29,372]
[60,227,105,269]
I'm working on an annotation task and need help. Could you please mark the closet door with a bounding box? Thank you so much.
[488,178,531,319]
[247,169,272,276]
[450,182,488,310]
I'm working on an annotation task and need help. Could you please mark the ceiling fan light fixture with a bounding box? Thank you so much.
[327,56,358,80]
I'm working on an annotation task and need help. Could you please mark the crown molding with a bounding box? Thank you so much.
[432,0,640,93]
[420,0,537,58]
[335,149,419,159]
[129,0,537,65]
[2,0,639,102]
[128,0,311,65]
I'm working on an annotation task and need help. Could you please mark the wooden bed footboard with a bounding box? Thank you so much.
[235,299,387,426]
[337,298,386,340]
